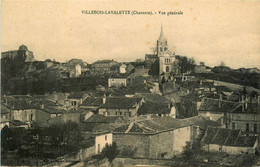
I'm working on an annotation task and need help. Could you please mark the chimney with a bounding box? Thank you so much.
[200,80,202,85]
[242,95,245,103]
[219,94,222,108]
[103,94,106,104]
[168,103,171,109]
[41,103,44,109]
[143,80,146,83]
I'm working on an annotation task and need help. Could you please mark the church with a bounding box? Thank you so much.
[145,26,180,83]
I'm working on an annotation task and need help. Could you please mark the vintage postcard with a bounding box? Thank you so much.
[1,0,260,166]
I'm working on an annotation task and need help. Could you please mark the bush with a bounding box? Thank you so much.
[101,142,119,166]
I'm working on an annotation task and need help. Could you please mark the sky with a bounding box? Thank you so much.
[1,0,260,69]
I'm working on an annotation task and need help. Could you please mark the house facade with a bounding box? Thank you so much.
[112,117,193,159]
[108,78,127,88]
[95,133,113,154]
[91,60,118,75]
[68,92,88,110]
[98,97,143,117]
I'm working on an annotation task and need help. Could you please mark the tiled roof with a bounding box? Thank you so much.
[114,116,193,134]
[216,86,233,93]
[81,97,103,107]
[68,92,87,99]
[10,120,28,126]
[179,116,221,129]
[2,96,66,114]
[135,93,171,104]
[84,114,128,123]
[199,98,241,112]
[4,99,35,110]
[232,103,260,114]
[1,104,10,115]
[137,101,171,115]
[201,127,257,147]
[100,97,142,109]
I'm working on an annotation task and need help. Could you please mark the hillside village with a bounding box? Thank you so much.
[1,27,260,166]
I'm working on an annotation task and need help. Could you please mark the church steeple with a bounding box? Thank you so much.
[157,24,168,55]
[159,24,166,42]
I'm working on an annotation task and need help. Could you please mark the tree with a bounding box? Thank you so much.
[101,142,119,166]
[161,76,166,84]
[182,141,193,160]
[178,56,196,74]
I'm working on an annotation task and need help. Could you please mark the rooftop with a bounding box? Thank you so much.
[199,97,241,112]
[113,116,193,135]
[100,97,142,109]
[202,127,257,147]
[68,92,88,99]
[81,97,103,107]
[138,101,171,115]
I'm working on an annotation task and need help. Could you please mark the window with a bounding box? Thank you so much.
[246,123,249,132]
[166,66,169,72]
[128,112,132,117]
[105,135,107,141]
[232,123,235,129]
[226,123,229,129]
[98,144,101,153]
[30,114,33,121]
[254,124,257,133]
[120,112,122,116]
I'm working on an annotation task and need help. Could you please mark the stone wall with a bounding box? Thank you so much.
[113,133,150,158]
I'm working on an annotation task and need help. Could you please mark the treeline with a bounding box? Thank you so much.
[1,122,86,166]
[1,56,109,95]
[2,76,108,95]
[193,71,260,89]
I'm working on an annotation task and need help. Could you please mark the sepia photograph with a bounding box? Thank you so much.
[1,0,260,166]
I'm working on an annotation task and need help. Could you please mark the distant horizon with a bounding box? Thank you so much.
[2,1,260,69]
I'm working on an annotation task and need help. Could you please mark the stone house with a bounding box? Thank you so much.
[108,77,127,88]
[95,133,113,154]
[145,54,157,68]
[68,92,88,110]
[201,127,258,155]
[199,96,260,136]
[134,66,150,76]
[47,111,81,126]
[111,117,193,159]
[225,103,260,136]
[137,100,176,118]
[198,97,241,126]
[80,97,103,112]
[91,59,118,75]
[119,64,127,74]
[98,96,143,117]
[2,101,51,127]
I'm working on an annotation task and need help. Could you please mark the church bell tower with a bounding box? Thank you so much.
[157,25,168,57]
